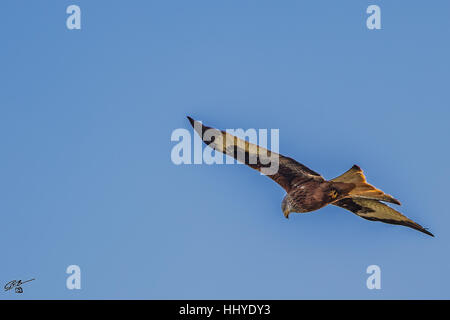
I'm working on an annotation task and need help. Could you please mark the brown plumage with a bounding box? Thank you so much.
[187,116,434,237]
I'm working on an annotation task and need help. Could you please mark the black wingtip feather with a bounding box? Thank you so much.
[403,221,434,237]
[187,116,195,127]
[422,228,435,237]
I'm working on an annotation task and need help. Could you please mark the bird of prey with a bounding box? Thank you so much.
[187,116,434,237]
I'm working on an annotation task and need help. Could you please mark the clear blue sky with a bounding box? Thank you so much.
[1,0,449,299]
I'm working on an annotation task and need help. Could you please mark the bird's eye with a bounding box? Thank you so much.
[329,189,338,199]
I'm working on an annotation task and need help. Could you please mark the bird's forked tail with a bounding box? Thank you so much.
[331,165,401,205]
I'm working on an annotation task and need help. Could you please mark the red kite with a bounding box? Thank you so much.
[187,116,434,237]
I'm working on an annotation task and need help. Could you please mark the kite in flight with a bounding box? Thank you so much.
[187,116,434,237]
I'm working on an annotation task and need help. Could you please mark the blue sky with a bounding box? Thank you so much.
[1,0,449,299]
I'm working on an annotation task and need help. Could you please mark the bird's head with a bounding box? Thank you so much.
[281,195,292,219]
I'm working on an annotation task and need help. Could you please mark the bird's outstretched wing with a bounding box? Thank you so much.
[334,197,434,237]
[187,116,323,192]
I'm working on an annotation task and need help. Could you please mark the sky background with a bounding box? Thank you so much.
[1,0,449,299]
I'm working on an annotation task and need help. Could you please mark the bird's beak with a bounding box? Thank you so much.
[281,197,291,219]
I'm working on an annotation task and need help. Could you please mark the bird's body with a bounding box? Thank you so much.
[187,116,434,237]
[283,179,351,213]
